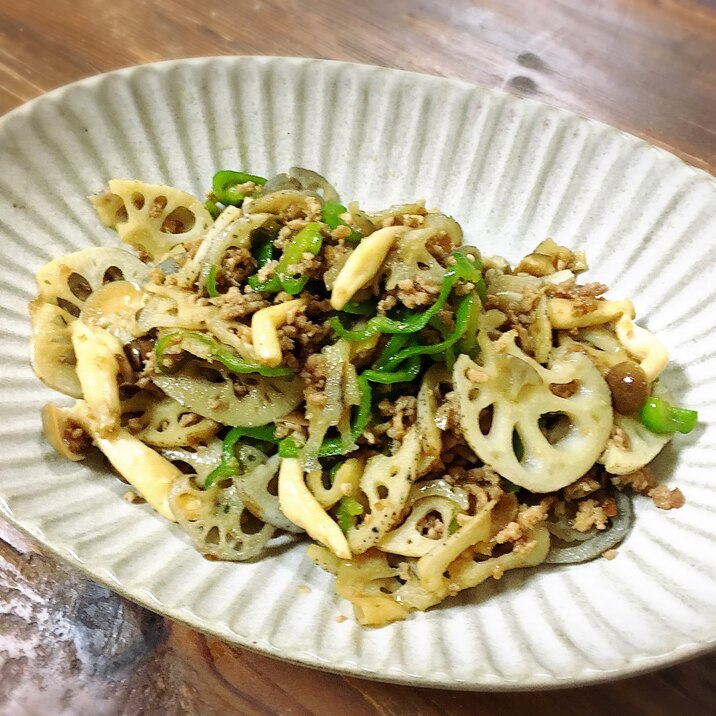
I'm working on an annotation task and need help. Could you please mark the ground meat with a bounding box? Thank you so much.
[62,421,92,455]
[274,409,309,442]
[331,224,352,241]
[285,251,321,279]
[256,260,278,284]
[417,513,445,539]
[546,279,608,300]
[305,296,332,315]
[572,498,610,532]
[125,416,145,435]
[563,473,602,501]
[274,225,293,249]
[377,396,418,441]
[305,196,323,222]
[495,497,551,543]
[216,287,270,319]
[494,521,522,544]
[546,278,609,315]
[611,467,656,493]
[220,246,256,285]
[610,425,631,451]
[286,218,309,232]
[466,367,489,384]
[648,485,685,510]
[277,308,331,361]
[395,277,440,309]
[178,412,202,428]
[549,380,579,399]
[425,231,455,264]
[517,497,553,530]
[377,293,398,314]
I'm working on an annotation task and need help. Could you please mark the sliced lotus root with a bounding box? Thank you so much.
[346,428,421,554]
[91,180,213,261]
[168,474,274,561]
[31,247,150,396]
[454,328,613,493]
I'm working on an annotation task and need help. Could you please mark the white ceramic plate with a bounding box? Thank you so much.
[0,57,714,690]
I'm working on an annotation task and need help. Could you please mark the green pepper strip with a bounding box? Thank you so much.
[204,424,278,489]
[321,200,362,243]
[331,251,482,341]
[206,264,219,298]
[336,496,364,533]
[322,200,347,229]
[640,396,698,434]
[205,198,221,219]
[212,170,267,206]
[248,222,323,294]
[154,330,293,378]
[342,299,377,316]
[278,373,374,459]
[253,233,275,267]
[376,292,477,372]
[455,289,482,358]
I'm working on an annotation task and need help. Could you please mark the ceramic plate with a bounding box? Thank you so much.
[0,57,714,690]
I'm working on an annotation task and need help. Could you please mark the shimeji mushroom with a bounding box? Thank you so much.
[278,458,351,559]
[454,327,613,493]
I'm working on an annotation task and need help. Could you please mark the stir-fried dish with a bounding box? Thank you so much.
[31,167,697,626]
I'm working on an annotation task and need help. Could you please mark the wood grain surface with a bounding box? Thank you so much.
[1,1,715,714]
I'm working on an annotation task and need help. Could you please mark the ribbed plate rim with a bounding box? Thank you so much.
[0,55,714,691]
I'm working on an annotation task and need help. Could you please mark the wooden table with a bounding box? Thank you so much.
[1,1,714,713]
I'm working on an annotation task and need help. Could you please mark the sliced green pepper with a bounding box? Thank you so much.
[455,289,482,358]
[336,496,364,533]
[248,222,323,294]
[279,373,373,459]
[331,250,482,341]
[375,292,477,372]
[374,333,411,371]
[204,424,278,489]
[640,396,698,434]
[342,299,377,316]
[252,232,275,268]
[212,170,267,206]
[322,200,348,229]
[321,200,362,243]
[154,330,293,377]
[206,264,219,298]
[205,197,221,219]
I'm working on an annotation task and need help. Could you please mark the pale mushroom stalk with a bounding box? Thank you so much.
[278,458,351,559]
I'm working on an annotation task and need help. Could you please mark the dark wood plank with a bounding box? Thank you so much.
[0,0,714,171]
[2,522,716,715]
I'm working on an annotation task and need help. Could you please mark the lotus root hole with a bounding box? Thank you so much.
[67,272,93,301]
[161,206,196,235]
